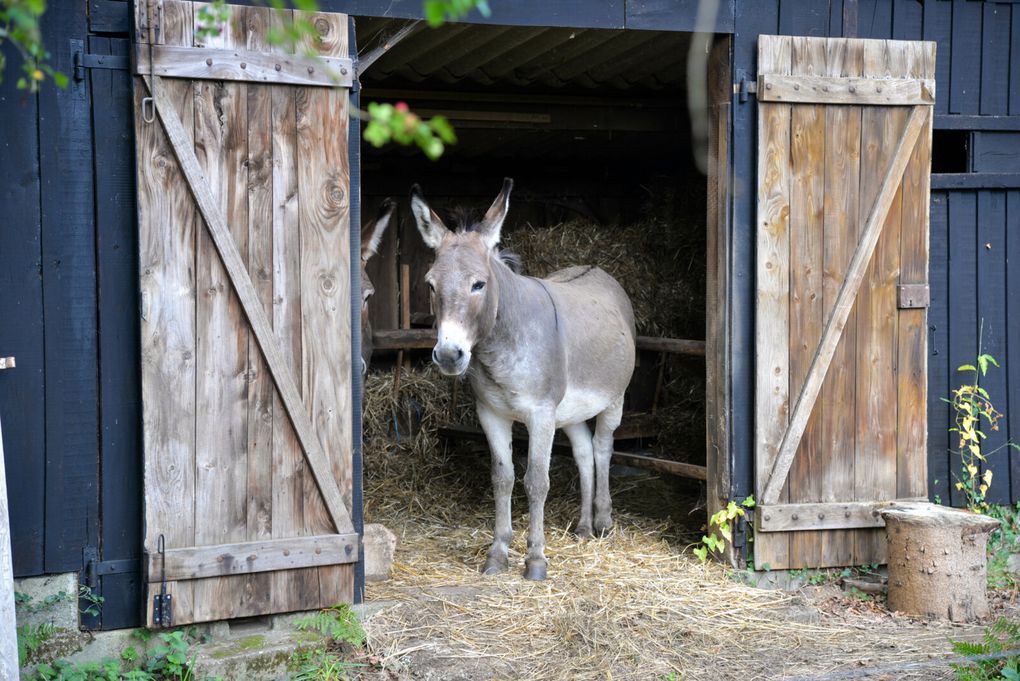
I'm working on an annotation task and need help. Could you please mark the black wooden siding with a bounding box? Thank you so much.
[0,0,142,629]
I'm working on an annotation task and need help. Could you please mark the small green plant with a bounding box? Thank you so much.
[947,340,1020,511]
[289,649,364,681]
[294,604,366,648]
[361,101,456,160]
[18,622,57,666]
[694,495,755,562]
[28,629,216,681]
[79,583,105,618]
[951,618,1020,680]
[986,502,1020,591]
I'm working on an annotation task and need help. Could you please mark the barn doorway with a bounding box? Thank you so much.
[354,20,732,555]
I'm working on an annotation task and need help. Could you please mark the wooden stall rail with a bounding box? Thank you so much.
[374,329,706,356]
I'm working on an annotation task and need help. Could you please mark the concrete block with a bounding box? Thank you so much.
[14,572,79,632]
[363,523,397,583]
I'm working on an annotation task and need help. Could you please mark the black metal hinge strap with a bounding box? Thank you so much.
[72,41,130,81]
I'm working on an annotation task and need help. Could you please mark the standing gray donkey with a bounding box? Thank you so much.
[411,179,636,580]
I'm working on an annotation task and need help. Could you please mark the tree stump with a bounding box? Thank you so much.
[880,503,1000,622]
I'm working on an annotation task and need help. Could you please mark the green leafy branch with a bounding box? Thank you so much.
[0,0,67,91]
[362,101,456,160]
[423,0,492,27]
[694,495,755,562]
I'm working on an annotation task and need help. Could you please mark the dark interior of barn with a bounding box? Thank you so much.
[354,18,711,504]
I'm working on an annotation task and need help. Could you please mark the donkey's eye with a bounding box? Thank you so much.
[471,281,486,292]
[427,281,435,293]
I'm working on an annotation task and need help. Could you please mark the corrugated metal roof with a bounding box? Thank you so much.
[355,18,692,94]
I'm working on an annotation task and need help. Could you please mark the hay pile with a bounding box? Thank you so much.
[360,377,988,680]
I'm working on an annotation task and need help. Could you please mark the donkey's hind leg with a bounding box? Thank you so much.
[478,403,514,575]
[563,421,594,538]
[593,398,623,536]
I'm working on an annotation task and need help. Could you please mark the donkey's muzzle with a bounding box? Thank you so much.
[432,345,468,376]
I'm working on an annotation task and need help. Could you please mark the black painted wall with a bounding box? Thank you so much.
[0,0,142,629]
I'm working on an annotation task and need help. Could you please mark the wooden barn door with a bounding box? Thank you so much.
[133,1,358,625]
[754,36,934,570]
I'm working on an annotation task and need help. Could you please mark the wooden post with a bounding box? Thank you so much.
[392,264,412,399]
[0,357,19,680]
[880,503,1000,622]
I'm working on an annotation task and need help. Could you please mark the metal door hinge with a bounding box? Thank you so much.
[734,71,758,103]
[152,534,173,627]
[72,39,130,82]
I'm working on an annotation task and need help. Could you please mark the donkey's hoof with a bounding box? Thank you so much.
[573,523,593,539]
[482,557,508,575]
[594,519,614,537]
[523,560,547,581]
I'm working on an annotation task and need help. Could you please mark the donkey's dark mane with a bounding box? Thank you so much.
[444,206,523,274]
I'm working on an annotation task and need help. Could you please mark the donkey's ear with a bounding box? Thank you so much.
[478,178,513,250]
[362,198,395,261]
[410,184,449,250]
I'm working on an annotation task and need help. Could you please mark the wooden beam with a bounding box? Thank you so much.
[757,499,924,532]
[762,105,927,506]
[758,74,935,106]
[373,328,706,356]
[437,423,707,481]
[357,20,423,74]
[142,75,354,534]
[144,533,359,582]
[135,44,353,87]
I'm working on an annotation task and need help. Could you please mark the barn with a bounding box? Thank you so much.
[0,0,1018,632]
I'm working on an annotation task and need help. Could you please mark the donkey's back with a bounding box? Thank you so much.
[543,265,636,415]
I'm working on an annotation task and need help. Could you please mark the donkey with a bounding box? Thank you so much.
[411,179,636,580]
[360,199,396,374]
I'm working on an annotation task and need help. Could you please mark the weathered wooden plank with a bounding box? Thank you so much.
[758,500,926,532]
[977,191,1010,505]
[0,414,18,679]
[143,73,354,536]
[818,36,863,568]
[927,193,950,505]
[294,8,354,607]
[139,0,197,626]
[896,43,933,501]
[145,534,359,582]
[0,43,45,576]
[192,0,251,623]
[1008,191,1020,504]
[788,36,827,569]
[762,103,926,506]
[241,3,276,617]
[265,6,322,613]
[134,44,354,87]
[754,34,792,570]
[980,3,1010,117]
[949,0,981,115]
[92,34,146,630]
[757,73,934,105]
[853,38,904,565]
[40,0,100,575]
[947,191,978,508]
[923,0,951,116]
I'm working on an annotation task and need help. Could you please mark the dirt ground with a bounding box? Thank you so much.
[359,447,1019,681]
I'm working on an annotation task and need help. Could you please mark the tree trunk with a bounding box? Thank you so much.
[880,502,999,622]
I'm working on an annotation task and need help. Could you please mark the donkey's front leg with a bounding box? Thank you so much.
[478,403,514,575]
[523,409,556,580]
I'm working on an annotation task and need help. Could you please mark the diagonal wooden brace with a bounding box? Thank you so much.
[141,75,354,535]
[762,105,928,506]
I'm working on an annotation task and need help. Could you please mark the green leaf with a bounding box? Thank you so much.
[958,364,977,373]
[693,546,708,562]
[741,495,756,508]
